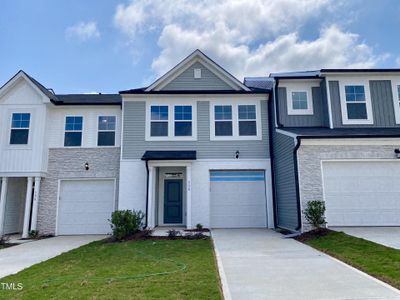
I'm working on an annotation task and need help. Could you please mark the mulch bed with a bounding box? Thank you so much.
[295,228,332,242]
[104,230,210,243]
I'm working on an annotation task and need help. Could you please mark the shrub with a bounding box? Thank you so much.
[195,223,203,231]
[29,230,39,239]
[0,235,9,246]
[109,210,144,241]
[167,229,182,239]
[303,200,326,229]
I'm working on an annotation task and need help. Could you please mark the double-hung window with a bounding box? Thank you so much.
[214,105,233,136]
[64,116,83,147]
[238,105,257,136]
[150,106,168,137]
[174,106,192,136]
[10,113,30,145]
[98,116,116,146]
[344,85,367,120]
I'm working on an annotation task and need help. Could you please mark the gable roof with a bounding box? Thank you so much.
[0,70,57,102]
[139,49,250,92]
[0,70,121,106]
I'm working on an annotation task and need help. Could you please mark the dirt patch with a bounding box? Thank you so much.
[184,228,210,233]
[295,228,332,242]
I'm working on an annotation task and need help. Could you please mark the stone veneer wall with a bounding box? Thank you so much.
[37,148,120,235]
[297,144,398,231]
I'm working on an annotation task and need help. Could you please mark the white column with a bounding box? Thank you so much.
[22,177,34,238]
[147,167,155,228]
[186,165,192,229]
[30,177,41,231]
[0,177,9,236]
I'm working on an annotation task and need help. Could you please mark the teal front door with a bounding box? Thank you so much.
[164,179,183,224]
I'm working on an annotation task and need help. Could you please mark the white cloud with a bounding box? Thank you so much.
[66,21,100,41]
[114,0,388,80]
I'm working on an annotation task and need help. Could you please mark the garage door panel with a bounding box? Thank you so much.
[210,170,267,228]
[58,180,114,235]
[322,161,400,226]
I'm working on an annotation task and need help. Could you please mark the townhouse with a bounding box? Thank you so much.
[0,50,399,237]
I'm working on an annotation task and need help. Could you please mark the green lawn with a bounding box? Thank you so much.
[0,239,222,300]
[304,230,400,289]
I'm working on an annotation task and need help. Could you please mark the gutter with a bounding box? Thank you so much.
[293,136,302,231]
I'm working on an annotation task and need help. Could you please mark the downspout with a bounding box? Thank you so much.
[293,136,302,231]
[274,79,283,128]
[268,88,278,228]
[144,159,149,229]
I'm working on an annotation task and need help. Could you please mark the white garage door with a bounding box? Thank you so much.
[58,180,115,235]
[322,161,400,226]
[210,171,267,228]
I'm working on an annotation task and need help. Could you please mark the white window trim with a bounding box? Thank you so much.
[286,89,314,115]
[339,80,374,125]
[145,102,197,141]
[8,111,33,149]
[391,81,400,124]
[63,115,84,148]
[96,115,117,147]
[210,100,262,141]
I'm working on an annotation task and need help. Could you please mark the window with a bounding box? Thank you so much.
[397,85,400,108]
[214,105,232,136]
[64,116,83,147]
[345,85,367,120]
[10,113,30,145]
[98,116,116,146]
[287,89,313,115]
[292,92,308,110]
[174,106,192,136]
[150,106,168,137]
[238,105,257,136]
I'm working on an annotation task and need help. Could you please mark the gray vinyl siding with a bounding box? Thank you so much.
[277,87,326,127]
[122,100,269,159]
[162,62,234,91]
[320,79,330,127]
[330,80,400,128]
[272,132,298,230]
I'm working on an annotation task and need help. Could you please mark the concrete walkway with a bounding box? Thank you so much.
[212,229,400,300]
[332,227,400,249]
[0,235,105,279]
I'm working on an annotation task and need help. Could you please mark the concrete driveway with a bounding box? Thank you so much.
[212,229,400,300]
[0,235,105,279]
[332,227,400,249]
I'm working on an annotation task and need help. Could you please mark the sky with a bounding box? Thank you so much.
[1,0,400,94]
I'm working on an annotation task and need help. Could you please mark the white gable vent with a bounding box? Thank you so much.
[194,68,202,79]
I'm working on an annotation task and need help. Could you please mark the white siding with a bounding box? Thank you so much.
[0,79,48,175]
[47,106,122,148]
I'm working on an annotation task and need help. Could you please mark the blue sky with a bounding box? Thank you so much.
[1,0,400,94]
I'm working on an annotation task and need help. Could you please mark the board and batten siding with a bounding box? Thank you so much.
[278,87,326,127]
[162,62,234,91]
[272,132,299,230]
[329,80,400,128]
[122,100,269,159]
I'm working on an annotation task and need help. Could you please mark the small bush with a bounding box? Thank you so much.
[0,235,10,246]
[167,229,182,239]
[29,230,39,239]
[184,232,208,240]
[109,210,144,241]
[196,223,203,231]
[303,200,326,229]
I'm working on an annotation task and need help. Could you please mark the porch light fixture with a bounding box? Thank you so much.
[235,150,240,159]
[394,148,400,159]
[84,162,89,170]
